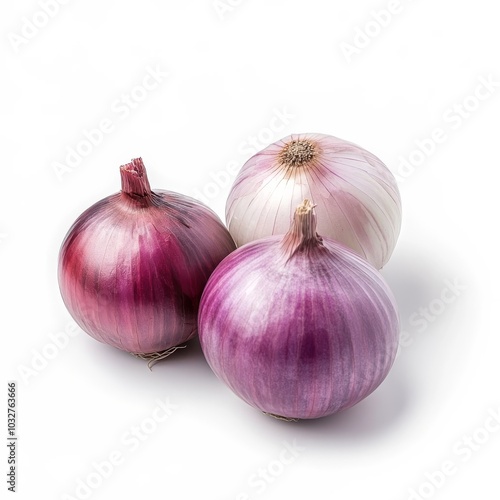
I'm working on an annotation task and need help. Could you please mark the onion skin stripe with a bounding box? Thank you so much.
[226,133,401,269]
[58,160,236,355]
[199,203,399,420]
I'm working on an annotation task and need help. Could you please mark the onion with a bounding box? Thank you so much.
[199,200,399,420]
[58,158,236,360]
[226,133,402,269]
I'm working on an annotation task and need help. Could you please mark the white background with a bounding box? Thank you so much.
[2,1,499,499]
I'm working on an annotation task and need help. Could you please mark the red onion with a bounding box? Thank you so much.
[226,133,402,269]
[58,158,236,359]
[199,200,399,420]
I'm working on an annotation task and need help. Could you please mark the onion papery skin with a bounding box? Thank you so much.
[226,133,402,269]
[199,201,399,420]
[58,158,236,355]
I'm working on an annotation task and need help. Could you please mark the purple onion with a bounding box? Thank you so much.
[199,200,399,420]
[58,158,236,358]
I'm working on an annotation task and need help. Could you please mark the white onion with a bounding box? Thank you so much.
[226,133,402,269]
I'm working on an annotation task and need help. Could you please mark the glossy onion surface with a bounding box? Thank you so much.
[200,200,399,419]
[226,133,402,269]
[58,158,236,354]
